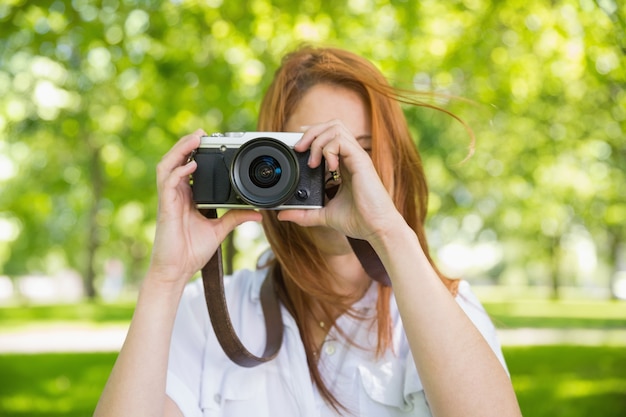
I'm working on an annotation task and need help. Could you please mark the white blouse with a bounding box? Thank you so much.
[166,267,507,417]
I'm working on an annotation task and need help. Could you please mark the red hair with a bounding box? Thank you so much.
[257,46,460,413]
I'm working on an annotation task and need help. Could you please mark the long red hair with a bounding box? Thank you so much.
[257,46,459,413]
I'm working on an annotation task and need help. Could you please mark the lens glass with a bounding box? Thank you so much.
[231,138,299,208]
[249,156,282,188]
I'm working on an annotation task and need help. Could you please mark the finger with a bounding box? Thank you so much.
[161,159,196,191]
[305,126,347,168]
[166,129,205,163]
[320,140,342,172]
[216,210,263,239]
[294,121,337,151]
[303,120,348,141]
[276,208,326,228]
[157,130,205,179]
[295,119,350,151]
[315,133,364,173]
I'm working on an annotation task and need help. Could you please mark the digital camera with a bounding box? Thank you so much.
[192,132,325,209]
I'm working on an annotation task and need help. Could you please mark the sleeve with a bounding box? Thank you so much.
[166,278,209,417]
[454,280,509,375]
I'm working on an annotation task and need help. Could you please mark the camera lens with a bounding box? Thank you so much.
[250,156,282,188]
[231,138,299,208]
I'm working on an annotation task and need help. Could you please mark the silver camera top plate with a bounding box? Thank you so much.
[199,131,304,149]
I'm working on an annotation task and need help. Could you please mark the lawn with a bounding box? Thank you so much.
[507,346,626,416]
[0,347,625,416]
[0,352,117,417]
[0,298,625,416]
[1,298,624,328]
[0,302,135,329]
[482,299,626,329]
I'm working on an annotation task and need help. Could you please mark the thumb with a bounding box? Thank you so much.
[225,209,264,226]
[276,208,327,228]
[213,209,264,240]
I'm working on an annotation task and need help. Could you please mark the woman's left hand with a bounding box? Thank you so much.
[277,120,403,242]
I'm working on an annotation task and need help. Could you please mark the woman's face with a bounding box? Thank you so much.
[285,82,372,168]
[283,82,372,253]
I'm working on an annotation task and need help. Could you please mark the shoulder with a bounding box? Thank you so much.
[454,280,493,330]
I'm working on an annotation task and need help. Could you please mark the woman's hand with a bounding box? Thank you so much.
[277,120,403,242]
[148,129,262,287]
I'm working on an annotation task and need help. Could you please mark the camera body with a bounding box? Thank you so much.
[192,132,325,209]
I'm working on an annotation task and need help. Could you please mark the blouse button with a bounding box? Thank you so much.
[324,343,336,356]
[214,393,222,404]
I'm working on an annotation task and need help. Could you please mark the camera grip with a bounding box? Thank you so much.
[192,153,231,203]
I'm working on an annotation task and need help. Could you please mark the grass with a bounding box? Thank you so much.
[506,346,626,416]
[483,299,626,329]
[1,298,625,329]
[0,302,135,329]
[0,347,625,416]
[0,353,117,417]
[0,298,624,416]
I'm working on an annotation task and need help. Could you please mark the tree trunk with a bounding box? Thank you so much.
[550,235,561,300]
[608,232,623,300]
[84,141,102,300]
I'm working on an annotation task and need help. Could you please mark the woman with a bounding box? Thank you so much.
[95,46,521,417]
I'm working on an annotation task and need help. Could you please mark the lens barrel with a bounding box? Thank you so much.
[231,138,299,208]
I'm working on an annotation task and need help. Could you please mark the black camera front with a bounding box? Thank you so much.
[192,132,325,209]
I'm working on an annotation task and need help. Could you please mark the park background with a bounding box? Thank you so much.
[0,0,625,415]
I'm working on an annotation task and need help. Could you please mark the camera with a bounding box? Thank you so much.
[192,132,325,209]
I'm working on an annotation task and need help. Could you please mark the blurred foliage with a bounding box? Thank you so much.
[0,0,624,298]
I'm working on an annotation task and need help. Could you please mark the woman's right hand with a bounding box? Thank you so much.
[147,129,262,289]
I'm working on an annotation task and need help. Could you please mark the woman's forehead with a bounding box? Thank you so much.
[285,83,371,139]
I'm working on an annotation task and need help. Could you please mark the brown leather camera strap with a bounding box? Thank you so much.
[200,208,283,367]
[347,237,392,287]
[200,208,390,367]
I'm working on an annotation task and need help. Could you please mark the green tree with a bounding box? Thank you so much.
[0,0,624,300]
